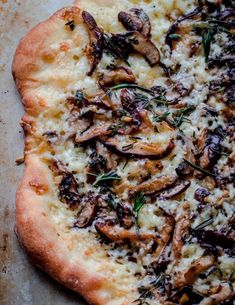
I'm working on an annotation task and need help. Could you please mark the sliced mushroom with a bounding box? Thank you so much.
[74,192,98,228]
[173,256,215,289]
[95,221,160,243]
[193,229,235,250]
[75,123,110,143]
[118,8,151,38]
[129,175,177,195]
[199,283,234,305]
[59,173,80,207]
[128,31,160,66]
[194,187,210,204]
[120,88,142,132]
[116,201,134,229]
[172,209,191,260]
[99,66,136,89]
[199,129,223,169]
[82,11,104,76]
[105,138,175,160]
[166,7,201,49]
[158,180,191,200]
[176,136,196,176]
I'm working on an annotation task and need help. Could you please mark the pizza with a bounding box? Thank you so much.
[12,0,235,304]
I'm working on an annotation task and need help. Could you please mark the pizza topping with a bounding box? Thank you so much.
[59,173,80,207]
[82,11,104,76]
[99,66,136,89]
[127,31,160,66]
[116,201,134,229]
[105,138,175,159]
[31,2,235,304]
[74,192,98,228]
[158,180,191,200]
[129,175,177,195]
[118,8,151,38]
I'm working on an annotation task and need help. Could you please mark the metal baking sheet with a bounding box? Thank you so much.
[0,1,87,304]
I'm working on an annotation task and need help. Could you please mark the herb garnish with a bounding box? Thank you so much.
[107,84,154,97]
[133,192,146,228]
[75,90,85,104]
[122,144,134,151]
[108,122,123,136]
[134,274,165,305]
[202,27,213,62]
[153,106,195,127]
[93,171,121,187]
[153,111,171,123]
[168,34,182,40]
[183,158,216,177]
[194,217,213,230]
[65,20,75,31]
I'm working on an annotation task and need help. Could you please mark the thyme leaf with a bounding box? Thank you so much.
[107,84,154,97]
[202,27,213,62]
[93,171,121,187]
[108,122,123,136]
[122,144,134,151]
[168,34,182,40]
[153,111,171,122]
[194,217,214,230]
[183,158,216,177]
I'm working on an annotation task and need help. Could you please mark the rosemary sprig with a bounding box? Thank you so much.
[194,217,214,230]
[168,34,182,40]
[133,192,146,228]
[183,158,216,177]
[202,27,213,62]
[93,171,121,187]
[108,122,123,136]
[107,84,154,97]
[122,144,134,151]
[153,111,171,122]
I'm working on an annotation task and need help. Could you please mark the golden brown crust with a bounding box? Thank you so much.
[13,3,135,305]
[16,156,108,305]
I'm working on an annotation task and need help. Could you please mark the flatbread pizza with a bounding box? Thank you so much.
[13,0,235,304]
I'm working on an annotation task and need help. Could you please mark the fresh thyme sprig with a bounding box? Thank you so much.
[183,158,216,177]
[108,122,123,136]
[93,171,121,187]
[133,192,146,228]
[107,84,155,97]
[194,217,214,230]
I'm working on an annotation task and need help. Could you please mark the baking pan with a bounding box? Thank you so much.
[0,1,87,304]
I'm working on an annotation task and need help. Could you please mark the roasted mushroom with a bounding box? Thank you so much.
[171,210,191,260]
[116,201,134,229]
[129,175,177,195]
[59,173,80,207]
[75,124,110,143]
[199,282,234,305]
[105,138,175,160]
[95,221,160,243]
[166,7,201,49]
[158,180,191,200]
[74,192,98,228]
[118,8,151,38]
[99,66,136,89]
[173,256,215,289]
[199,129,223,169]
[82,11,104,76]
[128,31,160,66]
[176,136,196,176]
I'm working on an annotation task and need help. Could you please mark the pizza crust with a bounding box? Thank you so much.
[13,3,137,305]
